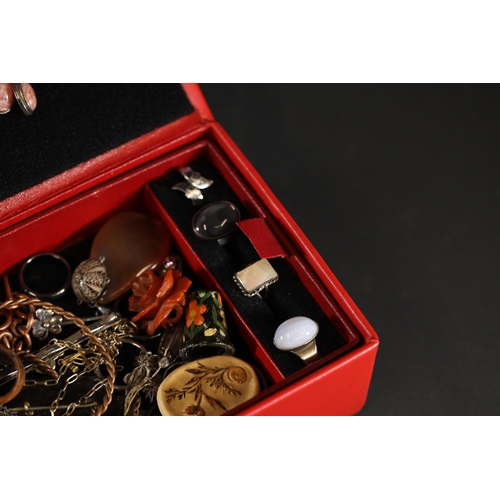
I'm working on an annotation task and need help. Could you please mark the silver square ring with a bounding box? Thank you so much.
[233,258,279,298]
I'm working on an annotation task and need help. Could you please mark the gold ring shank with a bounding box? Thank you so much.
[291,340,318,364]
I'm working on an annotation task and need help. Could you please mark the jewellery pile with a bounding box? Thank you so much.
[0,206,269,416]
[0,164,326,415]
[0,210,184,415]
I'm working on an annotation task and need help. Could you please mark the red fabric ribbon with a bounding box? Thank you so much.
[237,218,287,259]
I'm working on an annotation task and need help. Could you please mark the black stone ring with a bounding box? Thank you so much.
[192,201,241,246]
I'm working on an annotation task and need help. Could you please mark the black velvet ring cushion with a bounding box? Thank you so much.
[0,84,193,202]
[149,157,351,378]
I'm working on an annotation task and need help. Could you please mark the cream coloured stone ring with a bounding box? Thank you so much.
[273,316,319,364]
[233,258,279,298]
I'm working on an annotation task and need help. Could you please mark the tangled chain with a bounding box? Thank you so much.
[0,293,116,416]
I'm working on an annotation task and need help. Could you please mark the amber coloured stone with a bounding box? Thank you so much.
[90,212,171,303]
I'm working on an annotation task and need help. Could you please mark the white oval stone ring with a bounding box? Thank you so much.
[273,316,319,364]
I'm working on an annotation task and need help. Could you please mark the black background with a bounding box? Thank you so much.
[200,84,500,416]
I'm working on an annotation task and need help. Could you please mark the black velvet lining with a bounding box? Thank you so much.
[0,84,193,201]
[149,158,348,377]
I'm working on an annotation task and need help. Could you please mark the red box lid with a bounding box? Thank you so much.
[0,84,210,232]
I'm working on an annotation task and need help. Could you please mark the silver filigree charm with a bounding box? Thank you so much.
[71,256,109,304]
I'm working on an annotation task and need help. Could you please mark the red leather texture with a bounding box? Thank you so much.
[0,84,379,415]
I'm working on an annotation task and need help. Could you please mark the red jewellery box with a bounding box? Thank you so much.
[0,84,378,416]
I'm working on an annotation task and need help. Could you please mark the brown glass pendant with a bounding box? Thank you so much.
[90,212,171,304]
